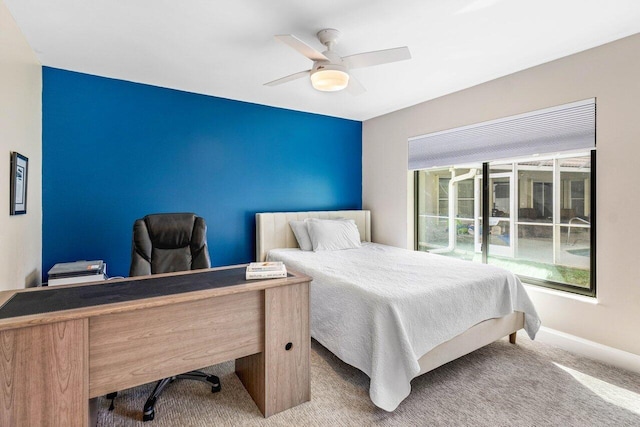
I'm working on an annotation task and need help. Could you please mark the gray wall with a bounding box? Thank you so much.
[363,33,640,356]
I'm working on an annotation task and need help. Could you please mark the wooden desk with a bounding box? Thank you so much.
[0,266,311,426]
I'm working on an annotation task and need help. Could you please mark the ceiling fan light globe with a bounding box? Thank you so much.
[310,69,349,92]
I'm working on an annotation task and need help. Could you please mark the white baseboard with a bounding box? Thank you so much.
[534,326,640,374]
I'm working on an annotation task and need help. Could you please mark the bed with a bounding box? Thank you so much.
[256,210,541,411]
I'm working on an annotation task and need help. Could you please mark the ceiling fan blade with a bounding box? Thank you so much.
[264,70,310,87]
[346,75,366,95]
[343,46,411,69]
[275,34,329,62]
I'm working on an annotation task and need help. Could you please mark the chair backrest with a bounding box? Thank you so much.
[129,213,211,277]
[561,208,577,221]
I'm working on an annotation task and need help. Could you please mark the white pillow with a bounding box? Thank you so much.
[306,218,362,251]
[289,220,313,251]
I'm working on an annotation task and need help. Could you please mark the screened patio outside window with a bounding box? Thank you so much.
[415,152,594,295]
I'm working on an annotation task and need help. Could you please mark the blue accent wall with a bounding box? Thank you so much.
[42,67,362,278]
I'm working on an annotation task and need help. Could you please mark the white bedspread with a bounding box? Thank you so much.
[267,243,541,411]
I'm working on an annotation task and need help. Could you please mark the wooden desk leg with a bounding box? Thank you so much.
[235,352,266,414]
[0,319,88,427]
[236,282,310,417]
[88,398,98,427]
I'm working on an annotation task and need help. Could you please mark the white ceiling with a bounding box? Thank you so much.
[5,0,640,121]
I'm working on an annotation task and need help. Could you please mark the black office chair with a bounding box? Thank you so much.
[108,213,221,421]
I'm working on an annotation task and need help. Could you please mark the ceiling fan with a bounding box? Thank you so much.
[264,28,411,95]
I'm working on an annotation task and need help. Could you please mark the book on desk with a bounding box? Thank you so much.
[246,261,287,279]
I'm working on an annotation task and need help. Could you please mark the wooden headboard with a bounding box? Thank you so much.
[255,210,371,261]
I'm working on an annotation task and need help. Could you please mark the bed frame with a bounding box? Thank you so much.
[255,210,524,376]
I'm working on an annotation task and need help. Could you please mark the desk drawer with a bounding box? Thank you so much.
[89,290,263,397]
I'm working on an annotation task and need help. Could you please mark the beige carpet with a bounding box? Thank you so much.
[97,337,640,426]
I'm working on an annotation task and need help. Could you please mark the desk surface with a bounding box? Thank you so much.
[0,266,291,319]
[0,265,309,331]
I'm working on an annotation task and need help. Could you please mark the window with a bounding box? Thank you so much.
[408,98,596,296]
[416,151,595,295]
[410,99,596,295]
[532,182,552,219]
[569,180,585,216]
[436,177,475,218]
[417,168,480,261]
[438,177,449,216]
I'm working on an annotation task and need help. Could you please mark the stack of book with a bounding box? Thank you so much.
[245,261,287,280]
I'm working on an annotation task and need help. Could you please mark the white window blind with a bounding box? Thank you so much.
[408,99,595,170]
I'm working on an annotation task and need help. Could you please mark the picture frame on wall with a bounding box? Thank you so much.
[10,152,28,215]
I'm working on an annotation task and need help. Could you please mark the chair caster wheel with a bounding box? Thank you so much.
[207,375,221,393]
[142,410,154,422]
[143,396,156,422]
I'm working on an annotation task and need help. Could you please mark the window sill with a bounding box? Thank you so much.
[523,283,598,304]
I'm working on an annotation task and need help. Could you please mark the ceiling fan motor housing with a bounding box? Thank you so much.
[310,63,349,92]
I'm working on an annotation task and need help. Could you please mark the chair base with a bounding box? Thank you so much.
[142,371,221,422]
